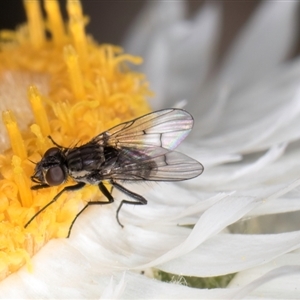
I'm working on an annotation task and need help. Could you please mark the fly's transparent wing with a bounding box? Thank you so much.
[94,108,194,150]
[94,108,203,181]
[100,147,204,181]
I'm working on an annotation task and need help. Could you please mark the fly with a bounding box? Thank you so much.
[25,108,204,237]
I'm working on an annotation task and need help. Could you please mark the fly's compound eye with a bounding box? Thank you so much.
[45,166,65,186]
[44,147,60,158]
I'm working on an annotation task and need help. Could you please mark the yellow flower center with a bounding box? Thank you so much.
[0,0,152,280]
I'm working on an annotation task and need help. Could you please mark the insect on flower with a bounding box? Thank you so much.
[25,108,204,237]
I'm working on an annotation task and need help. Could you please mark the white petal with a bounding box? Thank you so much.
[123,1,187,57]
[200,146,300,190]
[219,1,299,89]
[166,4,222,108]
[229,251,300,299]
[100,273,126,299]
[124,3,221,110]
[197,66,300,152]
[197,143,287,187]
[193,66,300,146]
[122,1,187,109]
[249,196,300,217]
[132,195,258,269]
[158,231,300,277]
[243,178,300,218]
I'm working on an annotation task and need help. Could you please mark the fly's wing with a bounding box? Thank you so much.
[94,108,203,181]
[100,147,204,181]
[93,108,194,151]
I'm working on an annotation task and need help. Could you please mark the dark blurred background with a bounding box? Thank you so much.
[1,0,299,61]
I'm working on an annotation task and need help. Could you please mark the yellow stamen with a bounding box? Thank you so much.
[0,0,152,279]
[44,0,66,45]
[28,86,51,137]
[30,124,49,154]
[67,0,88,65]
[23,0,45,48]
[11,249,33,273]
[51,100,75,135]
[95,77,109,102]
[2,111,27,160]
[64,45,85,101]
[114,54,143,66]
[12,156,32,207]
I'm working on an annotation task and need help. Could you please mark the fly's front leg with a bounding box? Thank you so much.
[111,181,147,228]
[48,135,64,149]
[31,183,50,190]
[25,182,86,229]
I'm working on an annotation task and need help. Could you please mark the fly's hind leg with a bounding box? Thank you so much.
[111,181,147,228]
[67,181,114,238]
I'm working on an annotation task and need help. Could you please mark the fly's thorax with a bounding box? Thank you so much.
[66,142,105,175]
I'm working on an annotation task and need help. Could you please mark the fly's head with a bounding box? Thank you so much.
[31,147,68,189]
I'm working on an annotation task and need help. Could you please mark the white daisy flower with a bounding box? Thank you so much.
[1,0,300,298]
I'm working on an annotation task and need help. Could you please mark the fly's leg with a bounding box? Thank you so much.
[31,183,50,190]
[111,181,147,228]
[25,182,86,229]
[48,135,64,148]
[67,182,114,238]
[110,185,114,194]
[98,181,114,204]
[67,203,89,238]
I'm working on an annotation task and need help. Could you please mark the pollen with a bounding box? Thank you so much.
[0,0,152,279]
